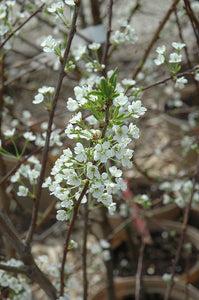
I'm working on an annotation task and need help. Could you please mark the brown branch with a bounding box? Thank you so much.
[0,209,57,299]
[127,0,141,23]
[183,0,199,47]
[0,4,45,51]
[25,1,81,246]
[90,0,102,25]
[101,0,114,67]
[174,8,199,94]
[60,179,89,296]
[132,0,180,79]
[164,156,199,300]
[135,240,145,300]
[82,200,89,300]
[142,68,196,92]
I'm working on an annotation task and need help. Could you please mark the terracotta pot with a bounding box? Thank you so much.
[110,219,199,286]
[91,276,199,300]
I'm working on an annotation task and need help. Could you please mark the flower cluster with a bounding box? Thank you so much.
[91,239,111,262]
[43,70,147,220]
[10,156,41,198]
[110,20,138,45]
[154,42,188,89]
[0,259,31,300]
[33,85,55,110]
[41,35,63,57]
[160,179,199,208]
[0,1,29,42]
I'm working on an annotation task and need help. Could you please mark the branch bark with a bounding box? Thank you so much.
[0,209,57,299]
[25,1,81,245]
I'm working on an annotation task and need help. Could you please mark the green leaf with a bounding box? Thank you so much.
[100,78,108,94]
[109,67,118,87]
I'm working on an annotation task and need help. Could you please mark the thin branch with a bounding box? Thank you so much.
[0,209,57,299]
[101,0,114,67]
[25,1,81,246]
[174,8,199,94]
[127,0,141,24]
[142,68,196,92]
[135,240,145,300]
[0,4,45,51]
[60,180,89,296]
[183,0,199,47]
[132,0,180,79]
[82,200,89,300]
[164,156,199,300]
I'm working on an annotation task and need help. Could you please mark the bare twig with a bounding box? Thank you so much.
[25,1,81,246]
[142,68,196,92]
[132,0,180,79]
[127,0,141,23]
[0,209,57,299]
[82,200,89,300]
[101,0,114,67]
[174,8,199,94]
[60,180,89,296]
[164,156,199,300]
[183,0,199,47]
[0,4,45,51]
[135,239,145,300]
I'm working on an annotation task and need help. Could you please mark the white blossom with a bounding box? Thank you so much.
[72,45,87,61]
[154,54,165,65]
[175,76,188,89]
[47,1,64,13]
[109,166,122,177]
[113,93,128,107]
[4,128,15,137]
[94,142,113,163]
[33,93,44,104]
[65,0,75,6]
[121,78,136,86]
[74,143,87,162]
[23,132,36,141]
[56,209,68,221]
[156,45,166,54]
[172,42,186,51]
[41,35,58,53]
[128,100,147,118]
[67,97,79,111]
[17,186,29,197]
[87,162,100,180]
[38,86,55,94]
[129,123,139,139]
[169,53,182,63]
[88,42,101,51]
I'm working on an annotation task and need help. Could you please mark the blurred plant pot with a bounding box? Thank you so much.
[189,206,199,229]
[110,219,199,286]
[161,113,199,169]
[91,276,199,300]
